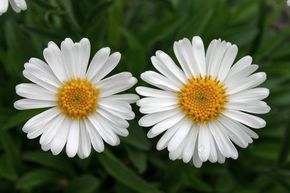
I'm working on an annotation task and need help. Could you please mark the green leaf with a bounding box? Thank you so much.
[126,146,147,173]
[99,150,162,193]
[122,122,150,151]
[65,175,100,193]
[22,151,75,175]
[16,169,59,190]
[2,110,41,131]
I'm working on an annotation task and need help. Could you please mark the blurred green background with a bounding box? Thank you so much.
[0,0,290,192]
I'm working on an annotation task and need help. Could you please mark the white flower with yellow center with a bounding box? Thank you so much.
[136,36,270,167]
[14,38,139,158]
[0,0,27,15]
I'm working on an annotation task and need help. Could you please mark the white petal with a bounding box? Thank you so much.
[91,52,121,83]
[50,118,71,155]
[155,51,186,83]
[79,38,91,78]
[141,71,180,92]
[86,47,110,80]
[60,38,75,78]
[149,113,185,137]
[208,132,218,163]
[24,59,62,88]
[175,38,200,77]
[198,125,211,162]
[105,94,139,104]
[84,120,104,152]
[228,56,252,75]
[0,0,9,15]
[223,110,266,129]
[209,41,230,79]
[97,108,129,128]
[219,116,252,148]
[16,83,56,101]
[225,64,259,84]
[78,121,92,158]
[99,98,132,114]
[99,77,137,97]
[88,113,120,146]
[226,100,271,114]
[173,41,192,78]
[136,86,176,98]
[156,125,179,151]
[39,114,66,146]
[192,36,206,76]
[22,107,60,133]
[66,120,80,158]
[227,72,267,95]
[168,119,191,151]
[217,44,238,82]
[23,70,57,93]
[139,109,180,127]
[14,99,56,110]
[43,41,67,81]
[229,88,269,102]
[181,127,198,163]
[139,104,178,114]
[137,97,177,108]
[209,122,237,158]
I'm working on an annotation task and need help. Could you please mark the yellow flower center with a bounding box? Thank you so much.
[178,76,228,125]
[57,78,99,120]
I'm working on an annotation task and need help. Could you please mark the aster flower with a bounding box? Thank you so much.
[14,38,139,158]
[0,0,27,15]
[136,36,270,167]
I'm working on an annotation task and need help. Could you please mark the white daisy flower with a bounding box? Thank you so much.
[136,36,270,168]
[0,0,27,15]
[14,38,139,158]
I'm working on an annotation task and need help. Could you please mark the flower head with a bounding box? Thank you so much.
[15,38,139,158]
[136,36,270,167]
[0,0,27,15]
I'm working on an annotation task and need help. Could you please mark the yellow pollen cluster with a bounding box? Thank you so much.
[178,76,228,125]
[57,78,99,120]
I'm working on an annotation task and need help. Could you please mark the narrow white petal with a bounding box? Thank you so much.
[223,110,266,129]
[141,71,180,92]
[173,41,192,78]
[50,119,71,155]
[150,113,185,137]
[219,116,252,148]
[16,83,56,101]
[228,56,252,75]
[23,107,59,133]
[14,99,56,110]
[39,114,66,146]
[136,86,176,98]
[217,44,238,82]
[168,119,191,151]
[137,97,177,108]
[182,127,198,163]
[0,0,9,14]
[105,94,139,104]
[192,36,206,76]
[156,125,179,151]
[229,88,269,102]
[226,100,271,114]
[84,120,104,152]
[78,121,92,158]
[79,38,91,78]
[99,77,137,97]
[43,41,67,81]
[227,72,267,95]
[198,125,211,162]
[66,120,80,158]
[86,47,110,80]
[155,51,186,83]
[91,52,121,83]
[138,109,180,127]
[225,64,259,84]
[139,104,179,114]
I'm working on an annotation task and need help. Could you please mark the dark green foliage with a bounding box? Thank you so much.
[0,0,290,192]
